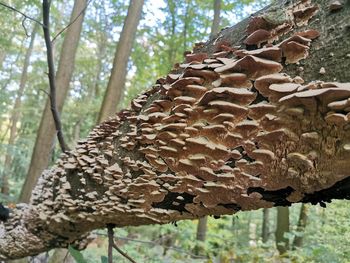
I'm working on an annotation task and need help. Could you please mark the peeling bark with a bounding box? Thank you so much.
[1,0,350,260]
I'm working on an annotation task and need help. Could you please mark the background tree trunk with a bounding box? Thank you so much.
[1,22,39,196]
[262,208,270,243]
[210,0,221,38]
[275,207,290,254]
[293,204,308,248]
[19,0,87,203]
[196,215,208,241]
[97,0,144,123]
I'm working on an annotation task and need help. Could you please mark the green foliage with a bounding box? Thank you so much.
[68,245,88,263]
[78,201,350,262]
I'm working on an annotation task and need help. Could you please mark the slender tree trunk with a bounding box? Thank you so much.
[0,48,6,70]
[196,216,208,241]
[210,0,221,38]
[262,208,270,243]
[19,0,87,203]
[97,0,144,123]
[275,207,290,254]
[93,33,107,98]
[167,0,177,71]
[1,22,39,195]
[73,119,81,142]
[292,204,308,248]
[249,220,257,247]
[183,0,189,52]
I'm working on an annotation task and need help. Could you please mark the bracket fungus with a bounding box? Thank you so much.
[2,0,350,260]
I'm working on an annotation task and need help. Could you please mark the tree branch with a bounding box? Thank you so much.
[42,0,70,153]
[51,0,93,43]
[0,2,44,27]
[107,224,136,263]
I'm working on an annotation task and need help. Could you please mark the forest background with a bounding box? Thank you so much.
[0,0,349,262]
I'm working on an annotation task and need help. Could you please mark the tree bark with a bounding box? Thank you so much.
[166,0,177,71]
[292,204,308,248]
[275,207,289,254]
[97,0,144,123]
[1,0,350,260]
[196,216,208,241]
[261,208,270,243]
[19,0,87,203]
[210,0,221,39]
[1,22,39,195]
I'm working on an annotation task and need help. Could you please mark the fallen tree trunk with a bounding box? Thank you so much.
[1,0,350,259]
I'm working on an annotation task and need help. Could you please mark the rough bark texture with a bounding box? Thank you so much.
[1,22,39,195]
[19,0,87,203]
[97,0,144,123]
[1,0,350,260]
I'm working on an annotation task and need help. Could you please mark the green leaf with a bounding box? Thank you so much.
[68,245,88,263]
[100,256,108,263]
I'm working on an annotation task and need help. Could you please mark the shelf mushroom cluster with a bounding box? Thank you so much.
[2,1,350,251]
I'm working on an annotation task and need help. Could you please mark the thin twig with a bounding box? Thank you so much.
[42,0,70,153]
[21,17,30,37]
[51,0,93,43]
[94,231,208,259]
[106,225,137,263]
[0,2,45,27]
[112,243,137,263]
[39,88,50,97]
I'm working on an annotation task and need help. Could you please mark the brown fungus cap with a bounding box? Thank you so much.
[254,73,293,97]
[279,86,350,106]
[215,55,283,80]
[244,29,271,47]
[185,53,208,63]
[198,87,256,106]
[219,73,252,88]
[183,68,219,81]
[295,29,320,39]
[329,0,343,11]
[281,41,310,64]
[246,16,272,35]
[324,113,348,125]
[235,46,282,62]
[248,101,277,120]
[293,4,319,26]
